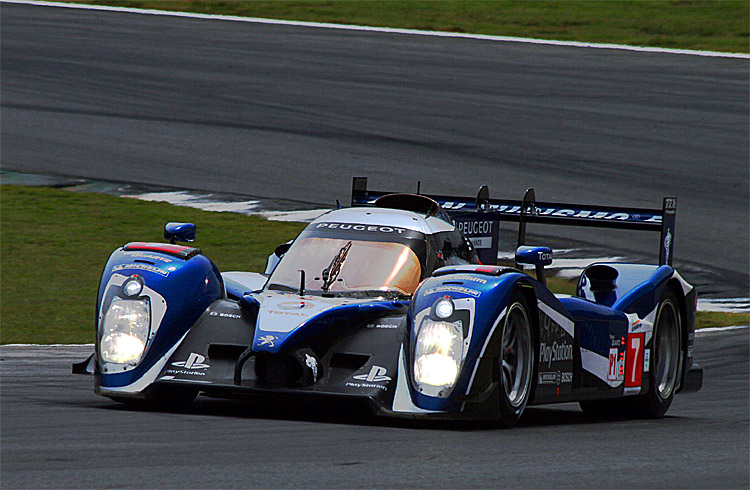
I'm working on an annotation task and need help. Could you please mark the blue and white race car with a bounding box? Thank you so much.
[75,177,702,425]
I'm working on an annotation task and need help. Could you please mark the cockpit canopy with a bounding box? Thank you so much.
[267,236,422,297]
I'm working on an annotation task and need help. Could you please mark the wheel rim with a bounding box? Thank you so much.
[655,299,680,400]
[500,302,533,408]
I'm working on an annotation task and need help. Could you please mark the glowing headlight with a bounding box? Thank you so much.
[100,297,150,364]
[434,297,454,319]
[414,319,463,391]
[122,275,144,297]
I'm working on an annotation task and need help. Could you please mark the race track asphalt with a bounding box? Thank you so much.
[1,329,747,489]
[1,2,748,297]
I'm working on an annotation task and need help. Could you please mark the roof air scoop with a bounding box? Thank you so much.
[374,193,451,221]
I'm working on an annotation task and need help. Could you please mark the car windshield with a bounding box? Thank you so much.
[267,237,421,297]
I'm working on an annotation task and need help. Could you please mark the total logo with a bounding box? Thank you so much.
[171,352,209,370]
[353,365,391,382]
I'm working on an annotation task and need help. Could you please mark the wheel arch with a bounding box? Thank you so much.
[512,280,540,403]
[665,278,688,391]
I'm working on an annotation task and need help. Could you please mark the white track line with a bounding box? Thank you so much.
[695,325,749,334]
[3,0,747,59]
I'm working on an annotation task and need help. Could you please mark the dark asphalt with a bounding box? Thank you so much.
[1,329,747,489]
[1,3,748,297]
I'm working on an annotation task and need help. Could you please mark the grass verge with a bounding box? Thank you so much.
[0,186,304,344]
[1,186,746,343]
[68,0,749,53]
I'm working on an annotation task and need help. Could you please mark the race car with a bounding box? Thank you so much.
[74,177,702,425]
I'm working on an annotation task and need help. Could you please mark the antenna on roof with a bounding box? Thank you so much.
[417,181,421,195]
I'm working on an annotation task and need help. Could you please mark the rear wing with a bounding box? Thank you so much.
[350,177,676,266]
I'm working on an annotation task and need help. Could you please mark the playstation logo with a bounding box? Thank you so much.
[171,352,209,370]
[353,365,391,383]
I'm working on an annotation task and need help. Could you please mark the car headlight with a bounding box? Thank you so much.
[100,296,151,364]
[433,296,454,319]
[414,318,463,396]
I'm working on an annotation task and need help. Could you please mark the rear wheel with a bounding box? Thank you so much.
[630,289,683,418]
[579,289,683,419]
[497,292,535,427]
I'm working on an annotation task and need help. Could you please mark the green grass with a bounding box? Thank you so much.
[1,186,746,344]
[696,311,750,329]
[68,0,749,53]
[0,186,304,344]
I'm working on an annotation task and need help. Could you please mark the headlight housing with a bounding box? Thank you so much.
[413,315,464,398]
[99,296,151,365]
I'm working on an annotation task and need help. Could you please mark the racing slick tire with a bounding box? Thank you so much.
[628,289,683,418]
[497,291,536,427]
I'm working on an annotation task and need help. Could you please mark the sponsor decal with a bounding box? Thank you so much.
[278,301,315,310]
[643,348,650,373]
[425,285,481,297]
[456,220,492,235]
[624,333,645,388]
[538,371,572,385]
[164,369,207,377]
[266,310,307,317]
[305,354,318,383]
[345,381,389,391]
[442,202,662,223]
[257,335,277,348]
[623,386,641,396]
[315,223,406,234]
[209,311,242,319]
[128,252,173,263]
[539,341,573,368]
[113,263,169,277]
[171,352,209,369]
[468,237,492,249]
[663,230,672,264]
[536,251,552,262]
[630,319,645,332]
[444,274,488,285]
[608,347,625,382]
[353,365,391,383]
[366,320,400,329]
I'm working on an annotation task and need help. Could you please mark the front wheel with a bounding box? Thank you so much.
[497,291,535,427]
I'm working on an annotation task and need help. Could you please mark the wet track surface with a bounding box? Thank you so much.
[1,330,748,489]
[1,3,749,488]
[1,2,748,297]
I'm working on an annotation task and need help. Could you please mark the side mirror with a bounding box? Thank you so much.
[264,241,292,275]
[515,246,552,287]
[515,246,552,267]
[164,222,197,244]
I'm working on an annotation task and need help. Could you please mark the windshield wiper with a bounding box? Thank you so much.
[321,241,352,292]
[339,289,410,300]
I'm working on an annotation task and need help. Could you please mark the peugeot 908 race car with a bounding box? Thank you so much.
[75,178,702,425]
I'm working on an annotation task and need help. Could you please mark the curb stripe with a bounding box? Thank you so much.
[3,0,747,59]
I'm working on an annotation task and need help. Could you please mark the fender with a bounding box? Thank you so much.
[406,266,530,412]
[95,243,223,392]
